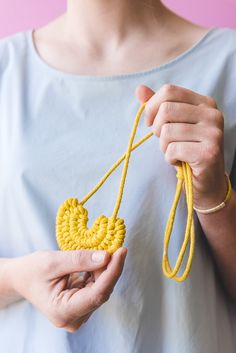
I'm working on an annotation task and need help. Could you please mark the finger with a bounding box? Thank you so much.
[159,123,207,153]
[75,312,92,327]
[52,250,111,277]
[67,273,79,288]
[92,247,127,294]
[135,84,155,103]
[93,268,105,281]
[145,84,217,126]
[68,272,91,289]
[65,312,92,333]
[165,141,203,166]
[67,247,127,317]
[152,103,213,136]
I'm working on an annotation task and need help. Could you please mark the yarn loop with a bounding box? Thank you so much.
[56,102,195,282]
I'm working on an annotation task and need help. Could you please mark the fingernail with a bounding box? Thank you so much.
[122,247,128,258]
[92,251,106,263]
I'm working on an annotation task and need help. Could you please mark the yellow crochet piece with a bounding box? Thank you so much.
[56,102,195,282]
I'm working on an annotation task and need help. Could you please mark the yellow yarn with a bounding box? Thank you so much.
[56,102,195,282]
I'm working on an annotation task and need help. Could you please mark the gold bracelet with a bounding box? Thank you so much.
[193,172,232,214]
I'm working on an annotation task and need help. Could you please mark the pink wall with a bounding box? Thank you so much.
[0,0,236,38]
[164,0,236,28]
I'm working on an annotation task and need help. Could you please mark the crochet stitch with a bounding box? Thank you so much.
[56,102,195,282]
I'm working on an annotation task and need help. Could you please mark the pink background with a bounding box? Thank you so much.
[0,0,236,38]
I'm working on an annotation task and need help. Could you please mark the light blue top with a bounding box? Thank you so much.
[0,27,236,353]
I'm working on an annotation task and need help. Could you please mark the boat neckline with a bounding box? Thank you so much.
[26,27,218,82]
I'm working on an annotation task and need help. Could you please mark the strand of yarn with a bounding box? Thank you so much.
[79,102,195,282]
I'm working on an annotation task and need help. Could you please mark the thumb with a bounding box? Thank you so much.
[135,84,155,104]
[52,250,111,277]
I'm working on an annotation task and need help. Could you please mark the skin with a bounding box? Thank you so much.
[0,248,127,332]
[136,84,236,302]
[0,0,236,333]
[31,1,210,76]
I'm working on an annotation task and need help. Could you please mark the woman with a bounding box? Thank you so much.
[0,0,236,352]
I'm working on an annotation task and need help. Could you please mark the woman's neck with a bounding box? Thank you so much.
[32,1,209,76]
[65,0,168,51]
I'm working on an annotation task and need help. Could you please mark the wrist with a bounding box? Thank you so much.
[193,173,231,210]
[194,172,232,214]
[0,258,23,307]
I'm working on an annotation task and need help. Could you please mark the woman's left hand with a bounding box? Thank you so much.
[135,84,227,210]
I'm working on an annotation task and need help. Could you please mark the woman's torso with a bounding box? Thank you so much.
[0,27,236,353]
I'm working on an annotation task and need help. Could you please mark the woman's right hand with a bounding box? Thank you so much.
[6,247,127,332]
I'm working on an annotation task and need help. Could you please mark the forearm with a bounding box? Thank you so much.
[0,258,23,309]
[197,189,236,302]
